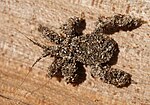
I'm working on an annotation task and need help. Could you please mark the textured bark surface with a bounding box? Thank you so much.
[0,0,150,105]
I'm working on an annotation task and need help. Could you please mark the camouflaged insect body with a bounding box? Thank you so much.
[70,34,118,65]
[31,14,142,87]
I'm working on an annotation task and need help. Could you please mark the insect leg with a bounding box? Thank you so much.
[91,64,132,88]
[38,24,65,44]
[60,12,86,38]
[61,58,79,83]
[47,57,63,79]
[93,14,144,34]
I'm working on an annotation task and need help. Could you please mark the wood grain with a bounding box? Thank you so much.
[0,0,150,105]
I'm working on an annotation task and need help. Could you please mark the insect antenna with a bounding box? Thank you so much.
[32,51,51,67]
[17,55,48,89]
[20,37,51,83]
[26,79,50,96]
[14,30,50,92]
[25,36,47,49]
[16,67,32,90]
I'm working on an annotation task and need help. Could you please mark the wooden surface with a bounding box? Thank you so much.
[0,0,150,105]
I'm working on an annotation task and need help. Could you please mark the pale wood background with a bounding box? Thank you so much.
[0,0,150,105]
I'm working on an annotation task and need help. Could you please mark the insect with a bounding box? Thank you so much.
[28,13,143,88]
